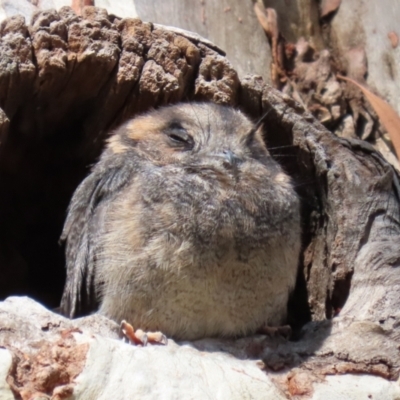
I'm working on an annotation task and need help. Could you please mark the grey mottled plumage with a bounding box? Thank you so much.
[60,103,301,340]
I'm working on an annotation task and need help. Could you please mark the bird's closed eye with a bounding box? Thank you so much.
[165,121,194,149]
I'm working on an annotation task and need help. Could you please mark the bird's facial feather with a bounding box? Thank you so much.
[107,103,272,177]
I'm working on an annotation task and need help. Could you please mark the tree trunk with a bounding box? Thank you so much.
[0,5,400,398]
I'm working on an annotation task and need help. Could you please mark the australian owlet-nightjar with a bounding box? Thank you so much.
[60,102,301,341]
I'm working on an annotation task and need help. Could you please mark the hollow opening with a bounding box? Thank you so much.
[0,103,102,308]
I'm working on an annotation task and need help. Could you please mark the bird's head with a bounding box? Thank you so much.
[106,103,290,186]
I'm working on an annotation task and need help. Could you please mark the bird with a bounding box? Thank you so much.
[60,102,301,341]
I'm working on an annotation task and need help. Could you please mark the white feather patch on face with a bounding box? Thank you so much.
[274,172,290,184]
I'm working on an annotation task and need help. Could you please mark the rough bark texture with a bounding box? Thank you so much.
[0,0,273,83]
[0,6,400,397]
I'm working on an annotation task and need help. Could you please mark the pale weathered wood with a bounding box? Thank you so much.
[132,0,272,82]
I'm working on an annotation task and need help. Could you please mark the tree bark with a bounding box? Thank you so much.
[0,6,399,389]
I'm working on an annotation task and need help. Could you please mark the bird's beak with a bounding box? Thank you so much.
[218,150,241,169]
